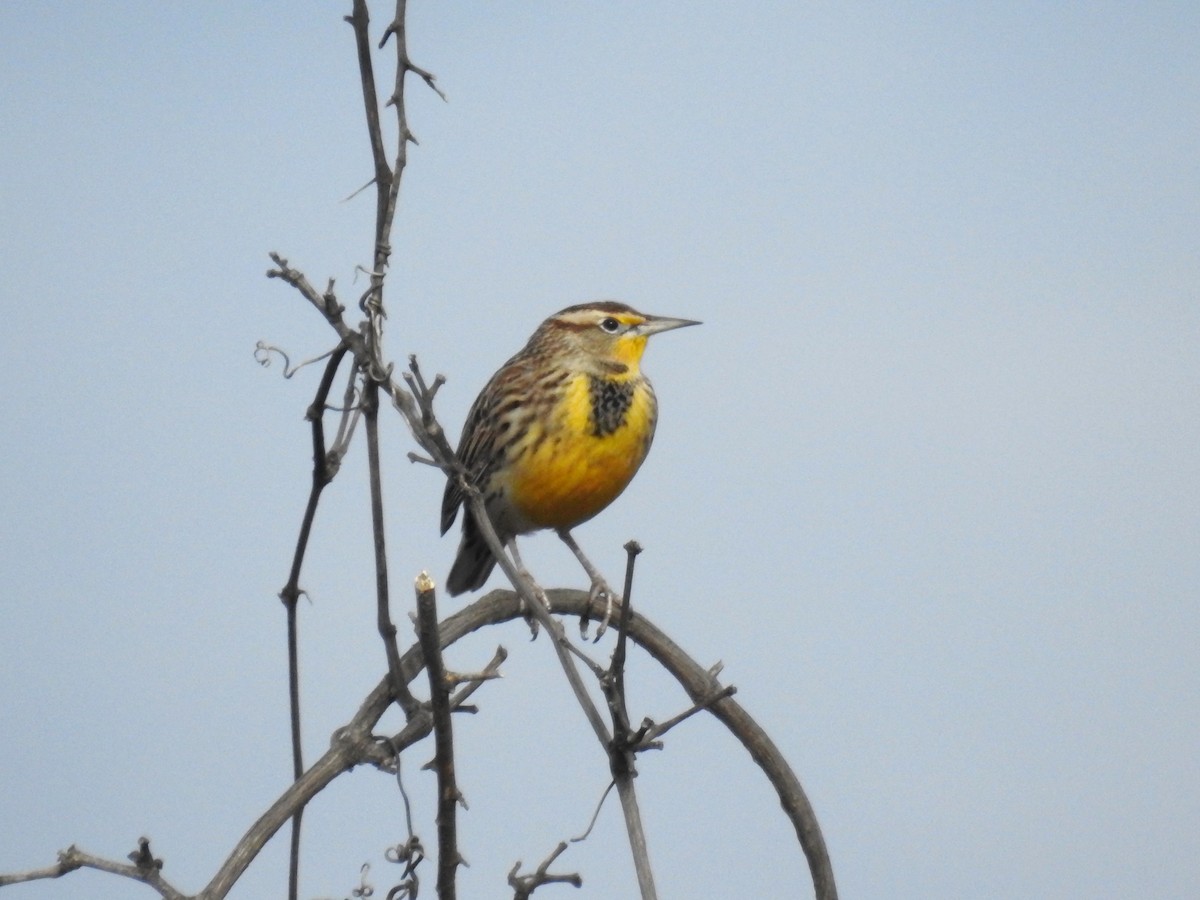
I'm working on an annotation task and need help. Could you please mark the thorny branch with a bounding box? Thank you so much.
[346,0,444,335]
[415,574,463,899]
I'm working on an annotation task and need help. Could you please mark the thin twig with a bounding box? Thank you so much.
[635,685,738,747]
[254,342,340,379]
[381,742,425,900]
[280,344,349,608]
[0,841,185,900]
[570,781,617,843]
[507,842,582,899]
[275,342,349,900]
[387,739,419,843]
[329,356,365,462]
[364,379,420,717]
[562,637,607,680]
[608,541,642,719]
[266,255,445,473]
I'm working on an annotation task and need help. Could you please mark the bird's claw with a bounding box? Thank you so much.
[584,579,620,642]
[519,587,552,641]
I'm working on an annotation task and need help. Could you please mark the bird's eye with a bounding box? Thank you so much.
[599,317,621,333]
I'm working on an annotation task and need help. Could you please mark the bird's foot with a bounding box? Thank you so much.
[519,586,551,641]
[580,578,621,642]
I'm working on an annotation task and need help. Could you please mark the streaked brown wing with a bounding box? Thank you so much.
[439,358,528,535]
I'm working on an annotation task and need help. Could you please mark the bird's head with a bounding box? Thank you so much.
[537,301,700,378]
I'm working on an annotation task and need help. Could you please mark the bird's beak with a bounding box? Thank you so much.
[636,315,702,336]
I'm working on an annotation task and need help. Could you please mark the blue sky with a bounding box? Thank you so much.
[2,3,1198,898]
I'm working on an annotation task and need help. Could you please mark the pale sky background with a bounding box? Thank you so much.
[2,3,1198,899]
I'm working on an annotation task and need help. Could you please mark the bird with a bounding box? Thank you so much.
[440,300,700,604]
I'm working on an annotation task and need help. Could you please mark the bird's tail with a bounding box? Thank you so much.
[446,513,498,595]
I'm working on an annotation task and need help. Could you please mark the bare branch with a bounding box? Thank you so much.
[194,598,519,900]
[390,589,836,900]
[415,572,463,899]
[633,685,738,748]
[507,842,582,899]
[600,543,656,899]
[607,540,642,711]
[561,637,607,680]
[408,61,447,101]
[280,345,351,611]
[0,839,182,899]
[270,342,351,900]
[365,379,421,717]
[4,587,834,900]
[346,0,393,253]
[328,356,365,463]
[267,254,357,346]
[550,590,839,900]
[447,645,507,711]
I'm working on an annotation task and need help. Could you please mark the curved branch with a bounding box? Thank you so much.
[450,591,839,900]
[3,589,834,900]
[366,590,837,900]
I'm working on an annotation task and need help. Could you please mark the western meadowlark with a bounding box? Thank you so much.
[441,301,700,602]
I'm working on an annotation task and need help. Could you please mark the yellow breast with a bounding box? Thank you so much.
[505,373,656,530]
